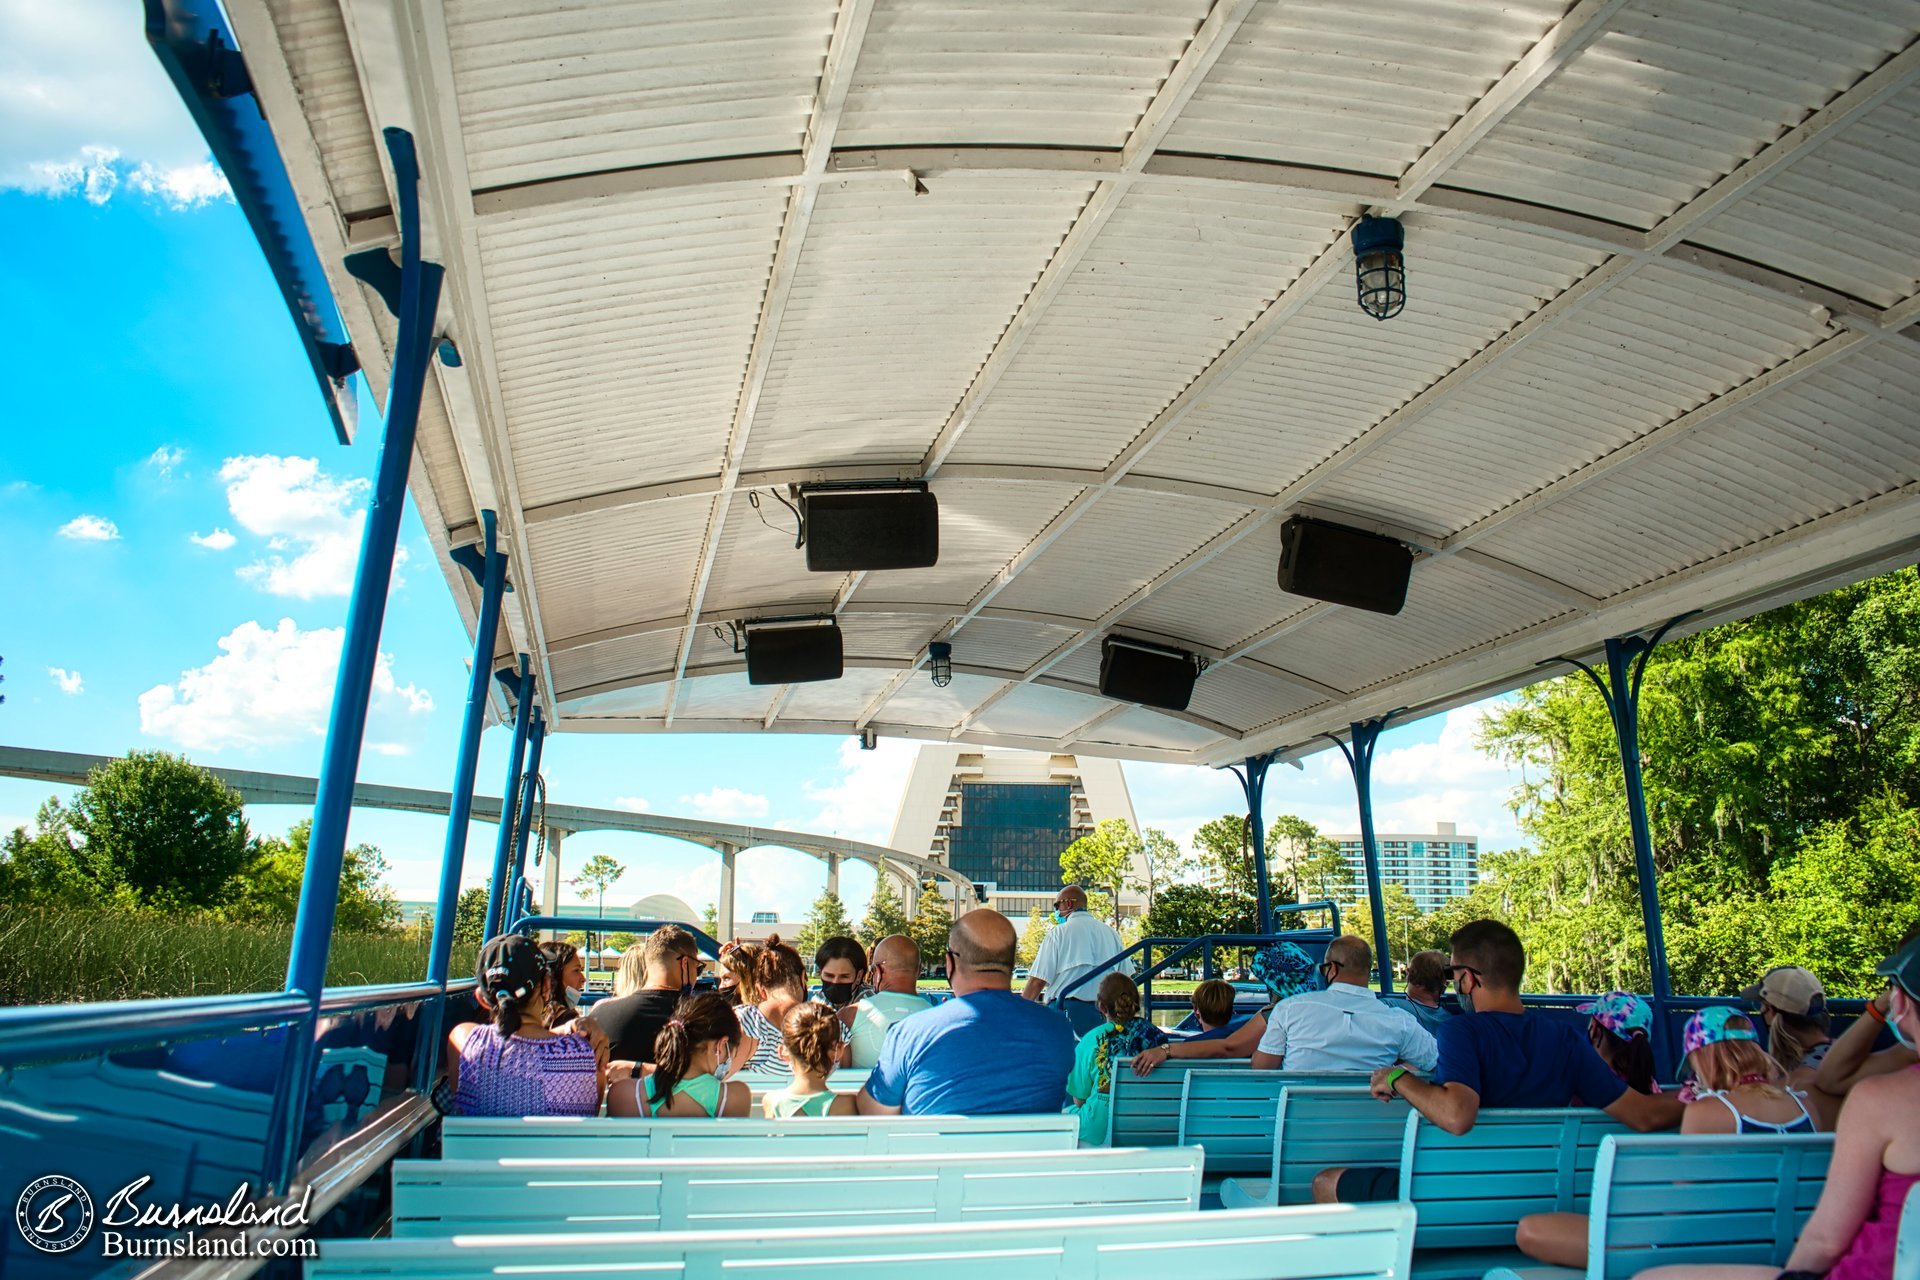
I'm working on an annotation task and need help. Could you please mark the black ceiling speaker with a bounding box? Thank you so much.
[801,484,939,572]
[1099,636,1202,713]
[1277,515,1413,615]
[744,620,843,685]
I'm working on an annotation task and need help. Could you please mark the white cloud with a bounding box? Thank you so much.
[218,455,405,599]
[367,742,411,757]
[190,528,236,551]
[146,445,186,479]
[680,787,770,822]
[613,796,652,813]
[58,514,118,541]
[47,667,83,695]
[1372,706,1511,788]
[800,738,918,845]
[138,618,432,751]
[1,1,230,206]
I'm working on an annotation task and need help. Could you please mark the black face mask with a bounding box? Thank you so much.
[820,981,856,1008]
[721,986,742,1006]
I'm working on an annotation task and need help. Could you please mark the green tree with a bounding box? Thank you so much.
[452,886,491,943]
[1269,815,1352,903]
[1339,882,1433,977]
[1060,818,1142,927]
[793,891,856,960]
[858,875,912,946]
[907,881,951,971]
[702,901,719,936]
[1139,882,1254,940]
[224,820,401,932]
[572,854,625,919]
[1018,907,1050,967]
[605,931,639,953]
[70,751,250,908]
[0,800,100,907]
[1192,815,1256,899]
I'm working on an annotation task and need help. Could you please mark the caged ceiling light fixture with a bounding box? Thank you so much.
[1350,215,1406,321]
[928,641,953,687]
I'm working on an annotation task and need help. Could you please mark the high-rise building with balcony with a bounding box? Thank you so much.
[1326,822,1480,913]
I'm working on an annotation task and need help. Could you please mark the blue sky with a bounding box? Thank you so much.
[0,0,1531,923]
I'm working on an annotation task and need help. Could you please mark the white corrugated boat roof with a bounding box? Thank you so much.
[222,0,1920,765]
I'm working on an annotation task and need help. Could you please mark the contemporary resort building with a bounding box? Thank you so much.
[889,747,1145,920]
[1326,822,1480,913]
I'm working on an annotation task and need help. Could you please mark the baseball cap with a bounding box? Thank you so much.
[1740,965,1825,1017]
[1251,941,1319,1000]
[1876,934,1920,998]
[1683,1005,1759,1057]
[476,933,547,1002]
[1579,990,1653,1038]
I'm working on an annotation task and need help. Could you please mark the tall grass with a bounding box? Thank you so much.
[0,906,478,1005]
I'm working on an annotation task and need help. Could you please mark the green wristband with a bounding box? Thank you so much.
[1385,1067,1410,1095]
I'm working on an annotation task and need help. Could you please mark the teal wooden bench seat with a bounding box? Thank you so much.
[1220,1086,1409,1207]
[440,1112,1081,1160]
[391,1145,1204,1235]
[1482,1132,1833,1280]
[308,1203,1418,1279]
[1402,1109,1631,1280]
[1897,1182,1919,1280]
[1106,1056,1248,1147]
[1175,1070,1370,1172]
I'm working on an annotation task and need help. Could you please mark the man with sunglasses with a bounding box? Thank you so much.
[1250,935,1436,1073]
[1316,919,1681,1203]
[1023,884,1131,1036]
[582,925,705,1064]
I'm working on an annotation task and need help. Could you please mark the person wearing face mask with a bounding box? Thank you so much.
[1634,934,1920,1280]
[840,934,932,1068]
[1022,884,1131,1035]
[606,992,751,1118]
[813,936,872,1011]
[582,925,704,1064]
[538,940,587,1028]
[1315,920,1682,1204]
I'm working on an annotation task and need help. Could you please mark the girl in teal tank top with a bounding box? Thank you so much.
[762,1003,858,1118]
[607,992,751,1118]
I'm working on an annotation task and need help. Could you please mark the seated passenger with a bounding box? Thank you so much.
[716,939,761,1007]
[1317,920,1681,1203]
[448,934,605,1116]
[1067,973,1168,1143]
[763,1003,857,1117]
[813,935,871,1012]
[857,909,1075,1117]
[1402,950,1456,1034]
[736,935,808,1076]
[1746,965,1834,1093]
[1129,940,1321,1074]
[538,939,585,1029]
[1518,1007,1815,1269]
[611,939,648,997]
[1252,935,1437,1074]
[1578,990,1660,1095]
[583,926,702,1064]
[841,934,932,1068]
[607,992,751,1118]
[1183,978,1246,1041]
[1634,935,1920,1280]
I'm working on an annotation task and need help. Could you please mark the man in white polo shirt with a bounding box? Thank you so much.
[1022,885,1131,1035]
[1253,935,1437,1074]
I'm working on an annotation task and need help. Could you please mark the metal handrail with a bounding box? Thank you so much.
[317,981,444,1013]
[1052,902,1343,1005]
[0,991,312,1065]
[509,914,723,957]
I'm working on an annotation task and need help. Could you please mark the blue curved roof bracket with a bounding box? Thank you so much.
[144,0,361,443]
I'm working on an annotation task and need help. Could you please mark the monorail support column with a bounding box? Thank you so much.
[484,660,535,938]
[1326,713,1403,993]
[1548,617,1690,1040]
[414,511,508,1092]
[281,126,443,1184]
[541,827,567,939]
[1226,752,1279,937]
[826,852,841,900]
[715,843,737,942]
[504,708,547,925]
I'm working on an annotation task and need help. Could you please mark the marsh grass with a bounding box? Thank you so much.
[0,906,476,1005]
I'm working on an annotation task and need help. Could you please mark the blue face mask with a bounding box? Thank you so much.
[1891,1000,1915,1051]
[1050,911,1065,925]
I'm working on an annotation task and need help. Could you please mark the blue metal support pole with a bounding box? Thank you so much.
[412,513,508,1093]
[1546,615,1690,1048]
[1226,752,1278,936]
[1327,713,1402,992]
[484,661,535,938]
[285,128,442,1001]
[505,708,546,913]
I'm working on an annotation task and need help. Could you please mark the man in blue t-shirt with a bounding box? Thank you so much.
[857,908,1076,1116]
[1318,920,1682,1201]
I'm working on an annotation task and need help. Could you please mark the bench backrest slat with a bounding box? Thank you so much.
[1401,1108,1631,1249]
[1897,1182,1920,1280]
[391,1147,1204,1236]
[309,1204,1417,1280]
[1590,1134,1834,1280]
[1106,1057,1247,1147]
[440,1113,1080,1161]
[1272,1086,1408,1205]
[1170,1068,1367,1168]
